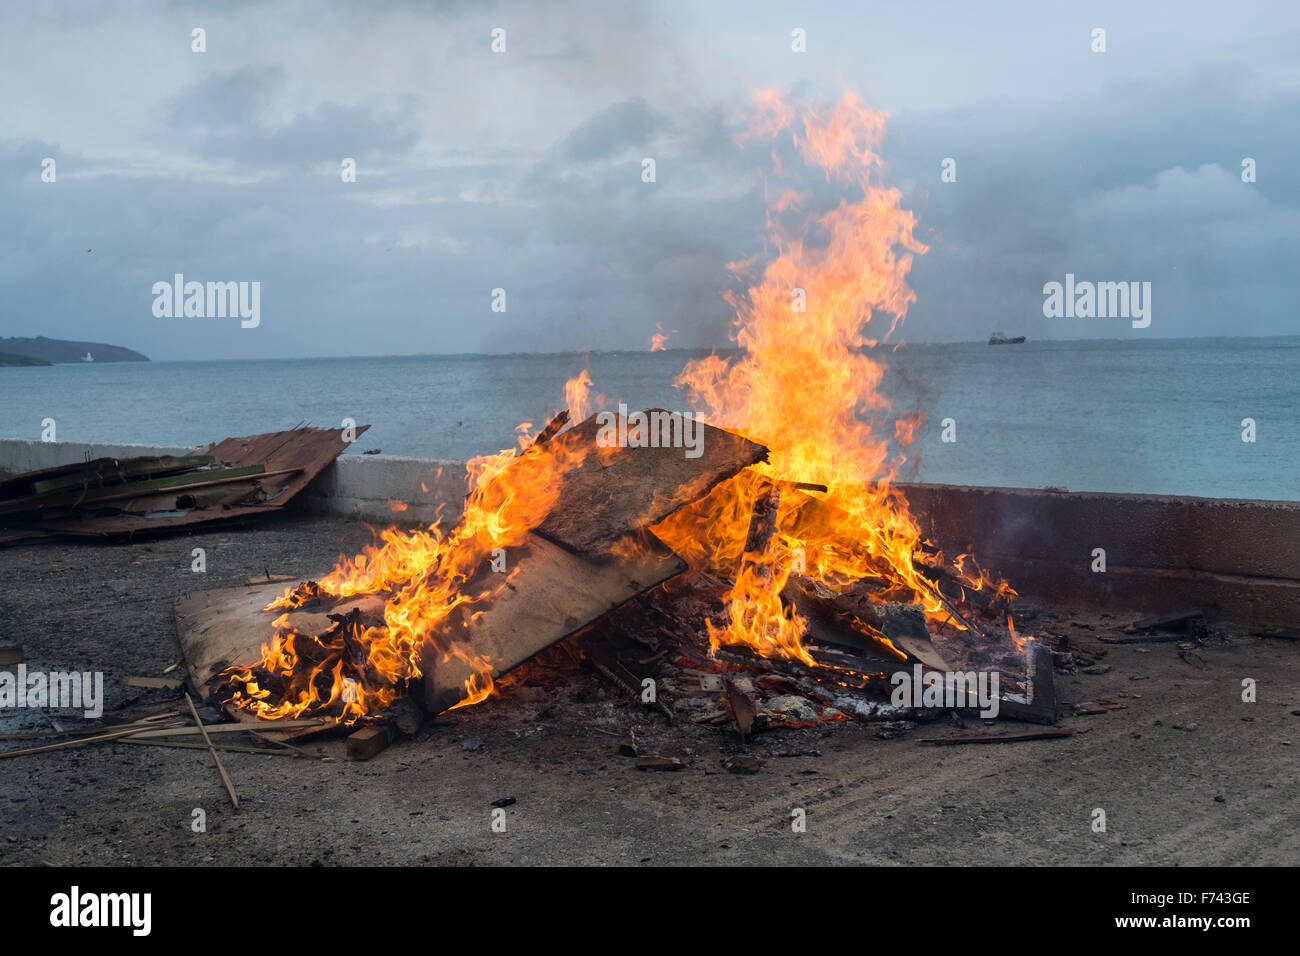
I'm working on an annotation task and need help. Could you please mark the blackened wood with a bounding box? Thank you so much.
[526,410,570,450]
[1123,608,1204,633]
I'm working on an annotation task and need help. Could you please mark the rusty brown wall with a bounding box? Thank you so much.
[898,484,1300,626]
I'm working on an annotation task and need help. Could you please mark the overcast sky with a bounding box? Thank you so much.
[2,0,1297,360]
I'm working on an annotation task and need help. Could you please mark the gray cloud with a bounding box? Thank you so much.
[0,0,1297,359]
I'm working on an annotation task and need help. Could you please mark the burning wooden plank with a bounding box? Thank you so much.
[176,411,767,725]
[418,532,684,714]
[532,408,768,557]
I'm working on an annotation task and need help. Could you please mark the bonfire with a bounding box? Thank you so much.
[215,89,1028,727]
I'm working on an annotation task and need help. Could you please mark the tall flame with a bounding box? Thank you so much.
[653,89,992,663]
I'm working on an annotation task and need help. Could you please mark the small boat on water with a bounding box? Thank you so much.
[82,352,94,362]
[988,332,1026,345]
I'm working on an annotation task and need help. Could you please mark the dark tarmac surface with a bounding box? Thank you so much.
[1,513,1296,866]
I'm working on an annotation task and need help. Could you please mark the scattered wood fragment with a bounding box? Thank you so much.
[1100,632,1190,645]
[27,455,215,495]
[346,725,394,761]
[0,710,179,742]
[0,722,182,759]
[996,641,1061,725]
[919,728,1075,746]
[186,693,239,810]
[122,676,184,690]
[1074,701,1127,715]
[128,718,330,739]
[773,479,828,494]
[582,637,673,721]
[527,410,570,450]
[1251,626,1300,641]
[635,755,686,771]
[1123,608,1204,633]
[122,738,305,757]
[245,573,299,586]
[723,677,756,743]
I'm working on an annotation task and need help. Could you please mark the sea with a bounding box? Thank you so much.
[1,337,1296,501]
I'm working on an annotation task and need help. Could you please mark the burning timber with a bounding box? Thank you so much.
[168,407,1062,754]
[178,409,771,731]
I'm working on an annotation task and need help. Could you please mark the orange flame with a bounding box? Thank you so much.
[219,398,593,722]
[650,322,677,352]
[653,89,1004,663]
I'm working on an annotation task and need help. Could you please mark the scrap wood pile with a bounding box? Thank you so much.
[169,408,1061,767]
[0,425,364,545]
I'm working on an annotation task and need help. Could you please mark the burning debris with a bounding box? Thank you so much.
[173,90,1053,753]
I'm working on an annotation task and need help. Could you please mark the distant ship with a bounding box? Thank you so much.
[988,332,1026,345]
[82,352,94,362]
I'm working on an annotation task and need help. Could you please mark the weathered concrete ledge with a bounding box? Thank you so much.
[3,437,1295,624]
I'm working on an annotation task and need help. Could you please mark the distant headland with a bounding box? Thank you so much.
[0,336,150,365]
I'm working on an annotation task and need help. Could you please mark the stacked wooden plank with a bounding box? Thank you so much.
[0,425,365,542]
[174,409,770,722]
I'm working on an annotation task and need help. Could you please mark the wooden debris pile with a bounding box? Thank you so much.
[0,425,365,544]
[166,408,1066,765]
[175,409,771,751]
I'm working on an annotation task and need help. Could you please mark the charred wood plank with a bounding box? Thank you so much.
[419,531,685,714]
[532,408,767,558]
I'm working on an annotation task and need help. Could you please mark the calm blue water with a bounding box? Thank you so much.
[1,338,1296,500]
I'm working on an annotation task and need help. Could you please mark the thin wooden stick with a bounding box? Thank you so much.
[0,724,167,758]
[919,729,1075,746]
[248,731,316,758]
[0,710,181,741]
[185,693,239,810]
[128,717,329,739]
[917,577,986,641]
[121,738,304,757]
